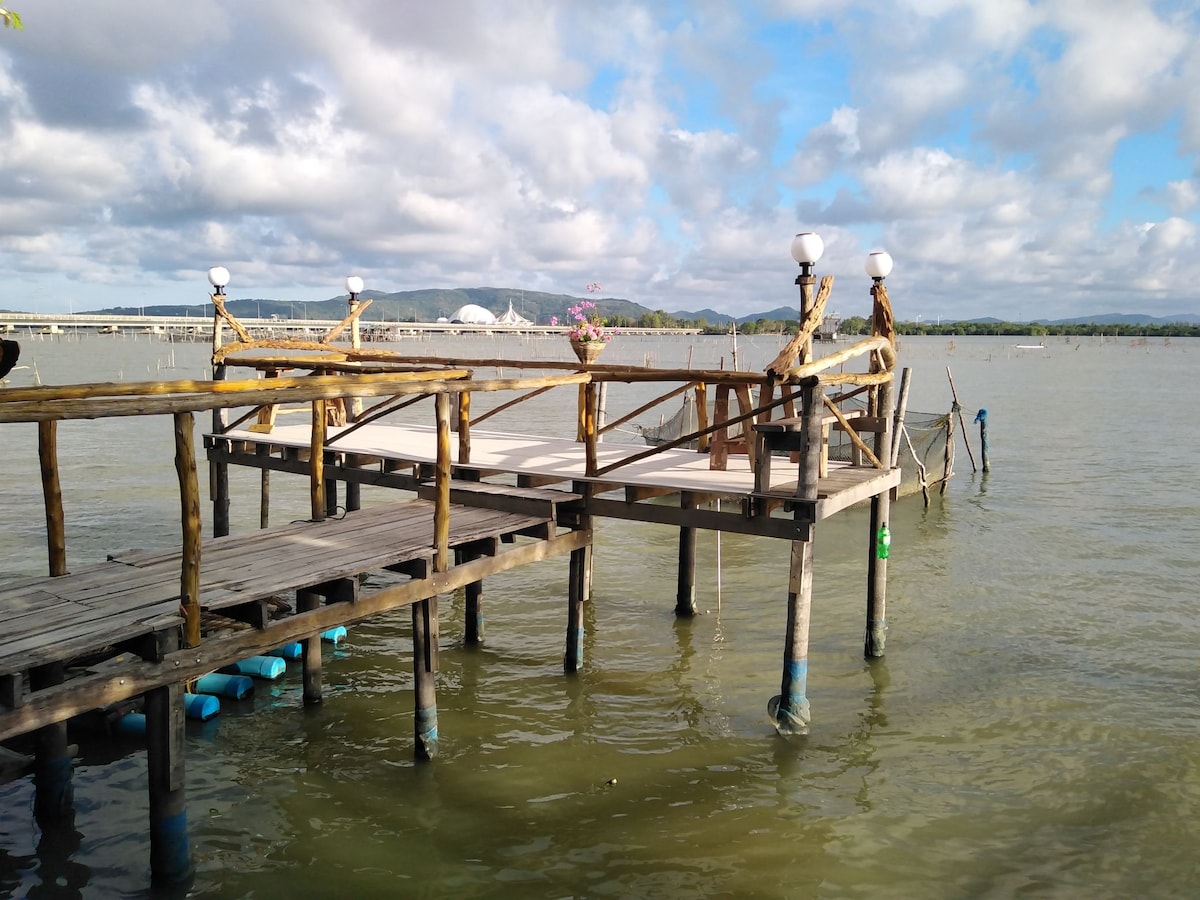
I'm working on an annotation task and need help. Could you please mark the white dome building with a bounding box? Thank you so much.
[449,304,497,325]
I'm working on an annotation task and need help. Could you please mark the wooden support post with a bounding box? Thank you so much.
[866,377,894,657]
[596,381,608,444]
[298,590,323,705]
[734,384,757,470]
[772,538,813,734]
[30,663,72,826]
[411,595,440,760]
[324,451,339,514]
[457,546,486,645]
[174,412,202,648]
[583,381,598,477]
[310,399,327,522]
[434,393,451,573]
[344,453,362,512]
[711,384,731,470]
[675,492,698,617]
[796,381,824,500]
[37,420,67,577]
[146,678,192,884]
[457,391,471,464]
[211,363,230,538]
[576,383,587,442]
[695,382,709,453]
[257,443,271,528]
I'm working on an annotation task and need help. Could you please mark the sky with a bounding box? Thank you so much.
[2,0,1199,322]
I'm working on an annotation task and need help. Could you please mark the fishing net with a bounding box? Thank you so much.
[825,397,952,499]
[636,392,953,500]
[635,393,744,448]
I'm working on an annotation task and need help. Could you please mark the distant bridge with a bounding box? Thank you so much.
[0,312,700,338]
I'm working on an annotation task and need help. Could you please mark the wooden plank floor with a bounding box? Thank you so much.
[218,422,901,520]
[0,499,552,681]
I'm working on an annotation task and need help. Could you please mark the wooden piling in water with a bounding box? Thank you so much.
[145,676,191,884]
[34,424,73,824]
[675,491,698,617]
[772,380,823,734]
[298,589,323,705]
[977,408,990,473]
[412,596,440,760]
[30,662,72,826]
[565,540,590,673]
[865,375,894,658]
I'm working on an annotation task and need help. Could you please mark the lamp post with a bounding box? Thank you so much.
[207,266,229,353]
[344,275,365,427]
[863,248,895,658]
[864,250,893,346]
[345,274,364,350]
[790,232,824,364]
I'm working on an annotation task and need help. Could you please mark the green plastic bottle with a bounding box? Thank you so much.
[876,523,891,559]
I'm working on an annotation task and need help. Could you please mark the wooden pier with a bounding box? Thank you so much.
[0,270,903,886]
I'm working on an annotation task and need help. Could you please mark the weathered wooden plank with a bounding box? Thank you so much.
[0,528,591,741]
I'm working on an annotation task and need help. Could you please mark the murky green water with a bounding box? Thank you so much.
[2,331,1199,898]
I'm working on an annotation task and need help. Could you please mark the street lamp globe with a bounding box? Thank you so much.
[790,232,824,275]
[207,266,230,293]
[345,275,364,299]
[865,251,893,281]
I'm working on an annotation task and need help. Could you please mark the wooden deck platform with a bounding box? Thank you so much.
[0,497,583,741]
[215,421,901,533]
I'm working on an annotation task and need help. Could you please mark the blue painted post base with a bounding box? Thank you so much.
[33,752,74,825]
[415,705,439,761]
[768,693,811,736]
[150,809,194,886]
[865,618,887,657]
[769,659,811,735]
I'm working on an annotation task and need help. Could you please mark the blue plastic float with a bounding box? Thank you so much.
[220,655,287,680]
[194,673,255,699]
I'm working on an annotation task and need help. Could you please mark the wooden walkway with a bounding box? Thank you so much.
[0,497,580,742]
[216,421,901,531]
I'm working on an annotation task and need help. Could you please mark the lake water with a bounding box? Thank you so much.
[1,331,1198,898]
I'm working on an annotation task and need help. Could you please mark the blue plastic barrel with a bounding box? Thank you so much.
[115,712,146,736]
[321,626,347,645]
[267,643,304,660]
[194,673,255,699]
[183,693,220,721]
[221,655,287,680]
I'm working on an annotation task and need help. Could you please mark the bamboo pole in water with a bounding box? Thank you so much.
[946,367,977,473]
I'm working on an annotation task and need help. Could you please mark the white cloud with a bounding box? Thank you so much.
[0,0,1197,321]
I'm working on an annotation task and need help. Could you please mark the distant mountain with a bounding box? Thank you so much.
[1036,312,1200,326]
[73,291,1198,327]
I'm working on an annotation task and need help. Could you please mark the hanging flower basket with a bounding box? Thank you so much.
[570,339,606,365]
